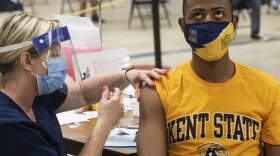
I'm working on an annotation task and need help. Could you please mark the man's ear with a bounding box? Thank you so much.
[232,15,239,30]
[178,18,185,33]
[19,52,33,71]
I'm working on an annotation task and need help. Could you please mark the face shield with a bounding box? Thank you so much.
[0,26,83,97]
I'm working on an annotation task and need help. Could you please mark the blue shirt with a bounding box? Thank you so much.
[0,85,67,156]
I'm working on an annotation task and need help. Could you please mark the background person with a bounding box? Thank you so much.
[79,0,104,23]
[232,0,268,40]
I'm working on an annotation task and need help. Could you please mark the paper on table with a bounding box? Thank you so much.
[56,111,90,126]
[83,111,98,119]
[76,48,130,77]
[105,128,137,148]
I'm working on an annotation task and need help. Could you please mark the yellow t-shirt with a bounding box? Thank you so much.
[155,62,280,156]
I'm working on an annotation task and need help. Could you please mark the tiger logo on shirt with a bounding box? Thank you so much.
[197,142,228,156]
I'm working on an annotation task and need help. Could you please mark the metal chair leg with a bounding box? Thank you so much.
[128,1,135,28]
[60,0,65,14]
[161,3,172,28]
[267,3,271,14]
[67,0,74,13]
[136,4,146,29]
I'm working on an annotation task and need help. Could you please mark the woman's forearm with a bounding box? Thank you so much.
[81,70,129,104]
[79,121,112,156]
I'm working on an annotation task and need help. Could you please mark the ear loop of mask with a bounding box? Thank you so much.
[32,31,53,76]
[232,11,238,41]
[32,30,53,75]
[29,53,47,78]
[30,31,51,77]
[30,53,48,68]
[31,31,53,70]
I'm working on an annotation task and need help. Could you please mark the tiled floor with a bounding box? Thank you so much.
[1,0,280,81]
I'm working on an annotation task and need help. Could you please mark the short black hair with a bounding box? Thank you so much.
[182,0,187,14]
[182,0,233,15]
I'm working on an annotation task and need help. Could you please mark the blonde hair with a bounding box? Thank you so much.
[0,13,59,86]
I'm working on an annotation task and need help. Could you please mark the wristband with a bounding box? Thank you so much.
[124,65,136,83]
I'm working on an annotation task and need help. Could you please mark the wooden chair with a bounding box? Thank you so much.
[128,0,172,29]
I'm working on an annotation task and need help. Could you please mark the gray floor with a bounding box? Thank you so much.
[1,0,280,81]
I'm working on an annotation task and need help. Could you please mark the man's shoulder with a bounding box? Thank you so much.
[162,63,189,80]
[155,62,189,88]
[237,63,279,86]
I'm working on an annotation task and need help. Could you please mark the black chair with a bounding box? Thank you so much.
[60,0,114,15]
[0,0,23,13]
[128,0,172,29]
[233,0,272,16]
[235,2,252,21]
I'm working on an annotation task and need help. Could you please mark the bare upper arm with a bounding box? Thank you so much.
[137,86,167,156]
[56,76,87,113]
[264,142,280,156]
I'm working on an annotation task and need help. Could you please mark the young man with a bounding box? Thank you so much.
[137,0,280,155]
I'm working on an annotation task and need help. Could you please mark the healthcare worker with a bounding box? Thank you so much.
[0,13,167,156]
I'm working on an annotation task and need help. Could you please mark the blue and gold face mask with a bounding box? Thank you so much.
[184,21,234,61]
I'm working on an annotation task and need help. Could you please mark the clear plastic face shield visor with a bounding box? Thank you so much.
[0,26,84,97]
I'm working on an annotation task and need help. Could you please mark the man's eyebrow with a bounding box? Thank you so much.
[211,7,227,11]
[189,8,204,13]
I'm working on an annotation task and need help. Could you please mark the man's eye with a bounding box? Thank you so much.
[193,13,202,19]
[215,11,224,18]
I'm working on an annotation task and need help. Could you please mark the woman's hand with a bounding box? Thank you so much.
[125,68,168,100]
[125,68,168,87]
[96,86,124,131]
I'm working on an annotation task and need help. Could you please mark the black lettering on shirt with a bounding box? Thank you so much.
[233,115,245,141]
[224,113,235,139]
[252,120,260,140]
[176,117,186,142]
[214,113,223,138]
[198,113,209,138]
[186,114,197,140]
[242,116,252,140]
[166,112,260,144]
[168,120,176,143]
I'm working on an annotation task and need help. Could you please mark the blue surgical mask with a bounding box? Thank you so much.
[32,56,67,95]
[184,21,234,61]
